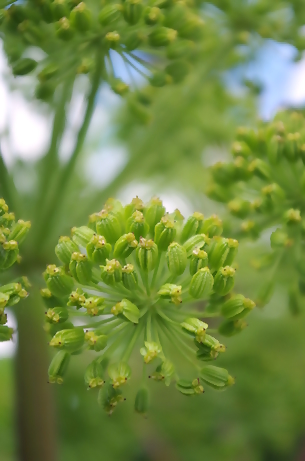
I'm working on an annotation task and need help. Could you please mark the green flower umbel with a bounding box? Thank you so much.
[43,196,254,414]
[0,198,31,340]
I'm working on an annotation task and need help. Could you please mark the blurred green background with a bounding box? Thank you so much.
[1,1,305,460]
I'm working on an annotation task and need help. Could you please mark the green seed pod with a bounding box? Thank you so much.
[111,298,140,323]
[96,210,122,244]
[189,267,214,299]
[218,318,247,337]
[69,252,92,284]
[165,60,190,84]
[86,234,112,264]
[123,0,143,25]
[189,248,208,275]
[149,27,177,47]
[223,239,238,266]
[99,383,125,415]
[70,2,91,31]
[82,296,105,316]
[104,31,120,49]
[135,388,149,415]
[67,288,86,309]
[181,212,204,243]
[46,307,69,324]
[183,234,208,257]
[158,283,182,305]
[0,240,19,269]
[49,328,85,352]
[200,365,234,390]
[200,215,223,237]
[166,242,187,275]
[56,17,74,41]
[126,212,149,240]
[72,226,95,247]
[136,238,158,272]
[114,233,138,260]
[181,318,208,343]
[122,264,138,290]
[0,325,13,341]
[111,79,129,96]
[12,58,37,76]
[85,359,105,389]
[206,237,229,272]
[108,361,131,388]
[154,215,176,251]
[140,341,162,363]
[166,39,194,59]
[8,220,31,244]
[221,294,255,319]
[85,330,108,352]
[55,236,79,265]
[144,6,162,24]
[176,378,204,396]
[228,199,251,218]
[144,197,165,230]
[149,360,174,385]
[123,30,145,51]
[48,350,70,384]
[100,259,122,285]
[0,282,22,296]
[52,0,69,20]
[213,266,235,296]
[44,265,74,298]
[149,71,172,87]
[195,334,225,361]
[98,3,122,25]
[46,321,74,338]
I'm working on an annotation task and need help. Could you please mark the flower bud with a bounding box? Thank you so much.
[221,294,255,319]
[270,228,290,249]
[149,71,172,87]
[56,17,74,41]
[122,264,138,290]
[140,341,162,363]
[0,325,13,341]
[85,330,108,352]
[166,242,187,276]
[144,6,162,24]
[284,208,302,225]
[108,361,131,388]
[195,334,225,361]
[0,240,19,270]
[228,199,251,218]
[201,214,223,237]
[86,234,112,264]
[213,266,235,296]
[126,212,149,241]
[0,211,15,228]
[44,265,74,298]
[240,220,260,239]
[165,60,190,84]
[8,220,31,244]
[69,252,92,284]
[176,378,204,396]
[223,239,238,266]
[51,0,69,20]
[166,39,194,59]
[206,237,229,271]
[99,383,125,414]
[46,307,69,324]
[124,196,145,220]
[111,79,129,96]
[181,212,204,242]
[0,292,9,309]
[111,298,140,323]
[105,31,120,49]
[101,259,122,285]
[210,161,235,186]
[12,58,37,76]
[123,30,145,51]
[85,359,105,389]
[123,0,143,25]
[136,238,158,272]
[82,296,105,316]
[98,4,122,25]
[154,215,176,251]
[135,387,149,415]
[114,233,138,259]
[48,350,70,384]
[189,248,208,275]
[218,318,247,337]
[231,141,251,158]
[144,197,165,230]
[67,288,86,309]
[181,318,208,343]
[200,365,234,390]
[55,236,79,265]
[70,2,91,32]
[0,199,8,216]
[189,267,214,299]
[149,359,174,386]
[158,283,182,305]
[49,328,85,352]
[72,226,95,247]
[149,27,177,47]
[183,234,208,257]
[248,158,270,180]
[96,210,122,244]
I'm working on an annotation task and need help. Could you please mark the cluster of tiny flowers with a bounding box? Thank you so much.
[0,199,31,341]
[1,0,204,117]
[43,196,256,415]
[208,111,305,312]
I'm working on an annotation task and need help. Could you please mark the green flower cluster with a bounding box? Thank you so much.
[1,0,204,115]
[0,198,31,341]
[43,196,255,414]
[208,111,305,311]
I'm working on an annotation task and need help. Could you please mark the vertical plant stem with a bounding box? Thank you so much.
[0,149,19,212]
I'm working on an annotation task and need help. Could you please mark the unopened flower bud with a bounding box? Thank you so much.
[200,365,234,390]
[98,3,122,25]
[154,215,176,251]
[44,265,74,298]
[135,387,149,415]
[96,210,122,244]
[136,238,158,272]
[221,294,255,319]
[56,17,74,41]
[51,0,69,20]
[123,30,145,51]
[55,236,79,265]
[144,6,162,24]
[149,26,177,47]
[0,199,8,216]
[206,237,229,271]
[85,359,105,389]
[108,361,131,388]
[0,325,13,341]
[69,252,92,284]
[0,240,19,269]
[200,215,223,237]
[165,60,190,83]
[248,158,270,180]
[223,239,239,266]
[99,383,125,415]
[122,264,138,290]
[181,318,208,343]
[189,267,214,299]
[176,378,204,396]
[284,208,301,225]
[8,220,31,244]
[49,327,85,352]
[72,226,95,247]
[140,341,162,363]
[218,318,247,336]
[228,199,251,218]
[85,330,108,352]
[149,360,174,386]
[166,242,187,275]
[231,141,251,158]
[195,334,225,361]
[46,307,69,324]
[111,79,129,96]
[48,350,70,384]
[70,2,91,31]
[86,234,112,264]
[123,0,143,25]
[144,197,165,230]
[124,196,145,219]
[181,212,204,242]
[105,31,120,49]
[241,220,259,239]
[183,234,208,257]
[111,298,140,323]
[101,259,122,285]
[126,212,149,241]
[213,266,235,296]
[0,292,9,309]
[82,296,105,316]
[149,71,172,87]
[158,283,182,304]
[67,288,86,309]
